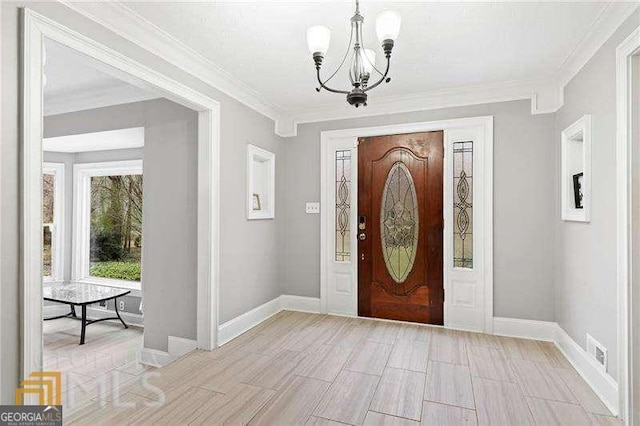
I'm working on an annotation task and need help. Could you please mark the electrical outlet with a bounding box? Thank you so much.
[119,300,126,311]
[586,333,607,372]
[305,202,320,214]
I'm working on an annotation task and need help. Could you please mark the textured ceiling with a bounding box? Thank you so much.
[121,1,607,112]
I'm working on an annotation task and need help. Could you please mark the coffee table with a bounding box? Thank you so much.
[44,282,131,345]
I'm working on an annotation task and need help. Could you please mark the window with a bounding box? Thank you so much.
[90,175,143,282]
[453,141,473,268]
[335,150,351,261]
[42,163,64,281]
[73,161,143,289]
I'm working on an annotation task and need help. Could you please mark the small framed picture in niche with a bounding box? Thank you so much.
[252,193,262,211]
[246,144,275,219]
[573,172,584,209]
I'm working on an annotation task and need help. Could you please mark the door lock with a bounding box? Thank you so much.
[358,233,366,241]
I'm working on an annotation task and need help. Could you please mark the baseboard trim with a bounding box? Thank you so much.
[280,295,322,314]
[493,317,618,416]
[168,336,197,358]
[217,295,322,346]
[218,296,282,346]
[553,325,619,416]
[140,347,172,368]
[493,316,556,341]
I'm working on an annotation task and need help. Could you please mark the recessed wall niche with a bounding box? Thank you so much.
[246,144,275,220]
[561,115,591,222]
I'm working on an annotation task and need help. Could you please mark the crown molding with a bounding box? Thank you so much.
[276,78,561,137]
[44,83,159,116]
[277,2,637,137]
[554,1,639,90]
[58,0,638,138]
[59,0,287,132]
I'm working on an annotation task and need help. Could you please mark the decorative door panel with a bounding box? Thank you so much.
[358,132,444,324]
[444,126,488,332]
[323,137,358,316]
[321,118,493,333]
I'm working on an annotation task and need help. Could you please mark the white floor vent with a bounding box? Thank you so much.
[586,333,607,373]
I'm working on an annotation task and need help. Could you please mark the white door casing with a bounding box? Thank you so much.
[615,23,640,425]
[321,117,494,333]
[22,9,221,382]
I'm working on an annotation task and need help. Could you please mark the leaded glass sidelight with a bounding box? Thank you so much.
[453,141,473,268]
[381,162,419,283]
[335,150,351,261]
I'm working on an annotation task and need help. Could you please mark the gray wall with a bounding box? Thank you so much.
[1,2,284,402]
[553,9,639,382]
[282,100,557,322]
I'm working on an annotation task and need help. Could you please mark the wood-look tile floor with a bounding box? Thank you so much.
[64,311,622,425]
[43,317,148,411]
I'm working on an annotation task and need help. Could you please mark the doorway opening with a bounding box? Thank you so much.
[357,132,444,324]
[40,37,206,413]
[320,117,493,333]
[22,9,220,413]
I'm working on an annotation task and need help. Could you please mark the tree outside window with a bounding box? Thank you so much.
[42,173,55,277]
[89,175,143,281]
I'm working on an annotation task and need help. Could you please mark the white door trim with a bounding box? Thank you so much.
[615,23,640,425]
[21,8,221,381]
[320,116,494,333]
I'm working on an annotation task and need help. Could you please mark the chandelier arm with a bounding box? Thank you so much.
[317,68,351,94]
[363,56,390,92]
[319,25,354,89]
[359,38,385,78]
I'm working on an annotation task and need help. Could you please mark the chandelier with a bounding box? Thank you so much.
[306,0,401,107]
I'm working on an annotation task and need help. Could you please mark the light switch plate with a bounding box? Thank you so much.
[305,202,320,214]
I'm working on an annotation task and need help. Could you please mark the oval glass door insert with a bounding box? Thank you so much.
[380,161,419,283]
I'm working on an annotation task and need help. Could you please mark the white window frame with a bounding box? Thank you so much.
[42,162,65,283]
[72,160,143,291]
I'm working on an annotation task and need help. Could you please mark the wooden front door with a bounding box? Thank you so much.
[358,131,444,324]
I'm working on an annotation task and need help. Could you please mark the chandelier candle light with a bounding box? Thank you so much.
[307,0,401,107]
